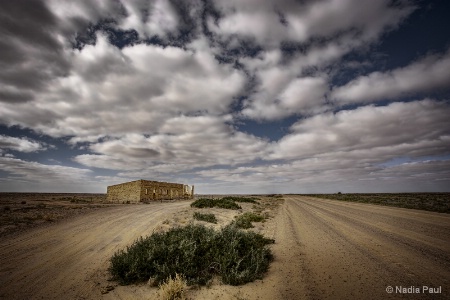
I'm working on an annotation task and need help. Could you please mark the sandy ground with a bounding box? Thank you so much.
[0,196,449,299]
[0,193,109,237]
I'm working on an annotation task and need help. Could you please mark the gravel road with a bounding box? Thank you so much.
[0,196,448,300]
[272,196,450,299]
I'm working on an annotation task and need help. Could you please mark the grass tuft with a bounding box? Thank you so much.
[109,224,274,286]
[193,212,217,223]
[158,273,187,300]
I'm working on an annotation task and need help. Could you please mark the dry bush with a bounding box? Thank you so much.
[158,273,187,300]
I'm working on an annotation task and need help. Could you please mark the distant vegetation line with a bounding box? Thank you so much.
[302,193,450,213]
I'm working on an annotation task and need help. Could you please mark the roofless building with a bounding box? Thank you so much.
[106,179,194,203]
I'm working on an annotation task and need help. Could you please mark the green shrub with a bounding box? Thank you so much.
[193,212,217,223]
[234,213,265,229]
[267,194,283,198]
[221,196,259,203]
[190,198,241,210]
[109,224,274,286]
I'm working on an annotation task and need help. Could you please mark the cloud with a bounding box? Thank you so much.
[0,0,416,134]
[210,0,414,48]
[118,0,189,40]
[74,115,269,171]
[270,99,450,160]
[229,0,415,121]
[0,156,96,192]
[196,155,450,193]
[241,75,330,120]
[331,49,450,104]
[0,0,69,103]
[0,135,48,153]
[0,34,246,139]
[1,0,447,193]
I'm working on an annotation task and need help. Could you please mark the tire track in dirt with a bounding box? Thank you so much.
[299,198,450,271]
[282,197,395,299]
[276,196,450,300]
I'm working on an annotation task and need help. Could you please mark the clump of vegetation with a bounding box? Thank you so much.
[21,201,26,205]
[109,224,274,286]
[70,198,92,204]
[158,273,187,300]
[190,198,241,210]
[267,194,283,198]
[193,212,217,223]
[234,212,265,229]
[190,196,260,210]
[221,196,259,203]
[43,214,54,222]
[4,206,11,211]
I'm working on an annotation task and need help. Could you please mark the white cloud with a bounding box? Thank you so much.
[270,99,450,160]
[332,49,450,104]
[242,76,330,120]
[231,0,414,121]
[1,0,448,193]
[196,155,450,193]
[0,156,97,192]
[210,0,414,47]
[0,34,246,139]
[119,0,179,38]
[0,135,48,153]
[74,115,269,171]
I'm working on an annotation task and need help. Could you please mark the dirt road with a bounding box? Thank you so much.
[0,196,449,299]
[0,201,191,300]
[270,196,450,300]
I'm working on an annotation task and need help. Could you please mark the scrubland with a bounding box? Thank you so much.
[0,194,449,299]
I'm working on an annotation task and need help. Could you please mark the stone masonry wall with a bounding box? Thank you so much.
[140,180,185,201]
[107,180,141,203]
[107,179,194,203]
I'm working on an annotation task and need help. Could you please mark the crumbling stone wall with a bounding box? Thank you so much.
[107,179,194,203]
[107,180,141,203]
[140,180,185,201]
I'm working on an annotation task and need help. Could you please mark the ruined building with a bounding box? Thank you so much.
[106,179,194,203]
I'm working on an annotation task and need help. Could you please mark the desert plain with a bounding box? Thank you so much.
[0,193,449,299]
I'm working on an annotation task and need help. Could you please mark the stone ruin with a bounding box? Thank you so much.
[106,179,194,203]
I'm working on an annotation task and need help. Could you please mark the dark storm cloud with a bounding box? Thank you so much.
[0,90,34,103]
[0,0,69,96]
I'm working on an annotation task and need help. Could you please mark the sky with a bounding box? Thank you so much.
[1,0,450,194]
